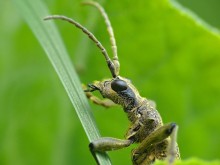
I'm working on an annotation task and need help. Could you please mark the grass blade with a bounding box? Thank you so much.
[12,0,111,164]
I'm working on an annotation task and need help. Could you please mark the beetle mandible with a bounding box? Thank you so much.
[44,1,180,165]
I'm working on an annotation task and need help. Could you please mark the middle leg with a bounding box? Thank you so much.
[90,137,133,164]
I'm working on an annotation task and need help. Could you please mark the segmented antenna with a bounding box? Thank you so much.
[44,15,117,77]
[82,1,120,76]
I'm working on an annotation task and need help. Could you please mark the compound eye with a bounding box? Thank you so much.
[111,79,127,92]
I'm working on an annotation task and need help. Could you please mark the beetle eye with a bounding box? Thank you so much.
[111,79,127,92]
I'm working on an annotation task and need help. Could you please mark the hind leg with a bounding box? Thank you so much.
[132,123,180,165]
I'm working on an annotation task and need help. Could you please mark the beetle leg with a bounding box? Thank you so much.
[86,91,116,108]
[167,124,180,164]
[132,123,179,165]
[125,120,142,140]
[90,137,133,164]
[82,84,116,108]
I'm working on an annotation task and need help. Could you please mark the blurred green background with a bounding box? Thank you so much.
[1,0,220,165]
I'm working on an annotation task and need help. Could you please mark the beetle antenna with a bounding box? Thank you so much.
[82,1,120,76]
[44,15,117,78]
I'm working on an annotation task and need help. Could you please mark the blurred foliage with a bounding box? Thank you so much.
[177,0,220,29]
[0,0,220,165]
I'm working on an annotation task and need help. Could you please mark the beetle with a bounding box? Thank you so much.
[44,1,180,164]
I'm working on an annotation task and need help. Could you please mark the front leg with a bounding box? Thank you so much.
[90,137,133,164]
[82,84,116,108]
[85,91,116,108]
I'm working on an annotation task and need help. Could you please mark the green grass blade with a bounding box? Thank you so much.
[12,0,111,164]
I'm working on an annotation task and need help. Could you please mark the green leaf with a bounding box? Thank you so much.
[11,0,111,164]
[1,0,220,164]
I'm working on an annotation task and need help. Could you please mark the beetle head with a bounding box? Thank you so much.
[88,76,142,111]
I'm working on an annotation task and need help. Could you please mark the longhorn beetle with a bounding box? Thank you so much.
[44,1,180,165]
